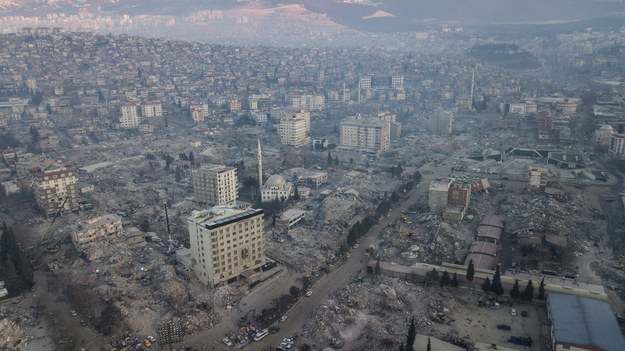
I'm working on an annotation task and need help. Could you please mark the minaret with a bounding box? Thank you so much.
[357,81,361,103]
[470,69,476,102]
[257,138,263,189]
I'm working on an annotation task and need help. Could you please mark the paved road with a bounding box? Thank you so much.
[183,149,464,351]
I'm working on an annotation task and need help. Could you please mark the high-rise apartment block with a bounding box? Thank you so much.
[141,102,163,118]
[428,179,451,212]
[279,115,310,148]
[428,110,453,135]
[190,104,205,122]
[192,165,238,206]
[609,133,625,157]
[31,164,78,216]
[120,103,140,128]
[359,75,404,89]
[188,205,266,286]
[339,118,391,153]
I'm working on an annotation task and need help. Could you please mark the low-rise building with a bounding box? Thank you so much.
[261,175,293,203]
[528,165,548,192]
[275,209,306,233]
[547,293,625,351]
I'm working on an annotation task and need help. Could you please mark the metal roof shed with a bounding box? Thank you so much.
[547,293,625,351]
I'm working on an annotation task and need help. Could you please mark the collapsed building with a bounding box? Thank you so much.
[71,214,125,260]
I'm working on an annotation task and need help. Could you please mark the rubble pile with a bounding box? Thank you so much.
[378,214,471,265]
[300,276,463,350]
[0,317,26,349]
[590,261,625,301]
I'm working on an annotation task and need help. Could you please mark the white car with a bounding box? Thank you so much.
[222,337,233,346]
[511,309,517,316]
[147,336,156,343]
[352,244,359,249]
[305,291,313,297]
[280,315,288,322]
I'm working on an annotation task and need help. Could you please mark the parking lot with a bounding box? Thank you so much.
[437,293,546,351]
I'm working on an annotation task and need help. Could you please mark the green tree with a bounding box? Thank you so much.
[179,152,188,161]
[300,345,312,351]
[405,317,416,351]
[390,191,400,203]
[510,279,520,299]
[327,150,332,165]
[334,156,339,166]
[293,184,300,201]
[538,278,546,300]
[450,272,459,287]
[188,151,195,165]
[466,259,475,282]
[289,285,301,299]
[426,337,432,351]
[482,277,491,293]
[440,271,450,287]
[175,166,182,182]
[374,259,381,275]
[139,218,151,232]
[427,268,439,283]
[521,280,534,301]
[490,265,504,296]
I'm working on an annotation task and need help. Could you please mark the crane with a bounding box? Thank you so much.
[40,195,69,245]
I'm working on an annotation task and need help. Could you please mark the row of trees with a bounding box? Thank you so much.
[0,223,34,295]
[474,262,545,301]
[397,317,431,351]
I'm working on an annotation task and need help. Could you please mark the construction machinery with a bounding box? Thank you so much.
[238,309,256,327]
[40,195,70,245]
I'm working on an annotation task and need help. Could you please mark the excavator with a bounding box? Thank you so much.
[40,195,69,245]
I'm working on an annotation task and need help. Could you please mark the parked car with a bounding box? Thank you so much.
[511,309,516,316]
[521,311,528,317]
[280,315,288,322]
[222,337,232,346]
[305,291,313,297]
[496,324,511,330]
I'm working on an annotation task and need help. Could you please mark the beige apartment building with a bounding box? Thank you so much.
[279,115,310,147]
[72,214,124,260]
[120,103,140,128]
[339,118,391,153]
[188,205,266,286]
[31,164,78,216]
[192,165,238,206]
[141,101,163,118]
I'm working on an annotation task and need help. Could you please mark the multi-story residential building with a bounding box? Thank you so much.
[71,214,124,260]
[31,164,78,216]
[428,110,453,135]
[359,75,404,89]
[190,104,205,122]
[279,115,310,147]
[428,179,451,212]
[339,118,391,153]
[188,205,266,286]
[141,101,163,118]
[192,165,238,206]
[289,94,325,110]
[120,103,140,128]
[609,133,625,157]
[528,165,548,191]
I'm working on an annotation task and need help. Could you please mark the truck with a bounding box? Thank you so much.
[364,245,374,257]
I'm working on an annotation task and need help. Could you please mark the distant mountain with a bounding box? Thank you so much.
[1,0,624,46]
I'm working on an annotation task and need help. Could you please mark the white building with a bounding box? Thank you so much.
[188,205,265,286]
[279,116,310,148]
[141,102,163,118]
[339,118,391,153]
[261,175,293,203]
[120,103,140,128]
[609,133,625,157]
[192,165,238,206]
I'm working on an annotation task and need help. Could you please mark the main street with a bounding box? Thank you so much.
[190,147,465,350]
